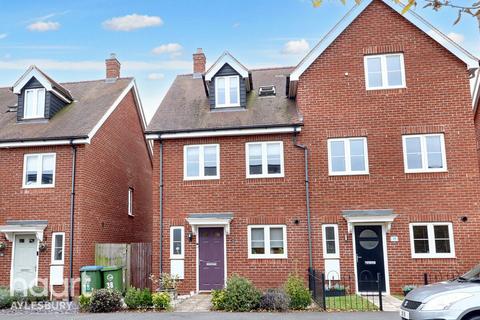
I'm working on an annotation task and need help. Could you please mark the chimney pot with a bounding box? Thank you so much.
[193,48,206,75]
[106,53,121,79]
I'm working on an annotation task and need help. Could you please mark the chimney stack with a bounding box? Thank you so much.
[106,53,121,79]
[193,48,206,76]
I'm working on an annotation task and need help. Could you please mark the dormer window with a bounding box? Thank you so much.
[24,88,46,119]
[215,76,240,108]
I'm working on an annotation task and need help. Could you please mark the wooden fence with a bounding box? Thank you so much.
[95,243,152,290]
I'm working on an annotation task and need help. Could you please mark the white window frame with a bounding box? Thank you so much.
[409,222,455,259]
[128,187,134,216]
[215,75,240,108]
[247,225,287,259]
[245,141,284,178]
[327,137,369,176]
[364,53,406,90]
[183,144,220,180]
[402,134,447,173]
[170,226,185,259]
[51,232,65,265]
[322,224,340,259]
[22,153,56,188]
[24,88,46,119]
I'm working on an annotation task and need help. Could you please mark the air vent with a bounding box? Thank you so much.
[258,85,276,97]
[7,104,18,112]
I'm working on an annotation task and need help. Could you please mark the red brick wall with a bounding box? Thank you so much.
[151,135,308,293]
[295,0,480,293]
[74,90,153,291]
[0,88,152,296]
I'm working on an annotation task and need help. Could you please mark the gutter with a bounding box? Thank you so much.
[68,142,78,301]
[293,129,313,272]
[159,141,164,279]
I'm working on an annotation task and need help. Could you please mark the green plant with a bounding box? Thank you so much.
[150,273,179,291]
[284,275,311,310]
[89,289,122,313]
[78,294,91,312]
[124,287,152,309]
[211,289,226,310]
[223,275,261,312]
[152,292,171,310]
[259,288,290,312]
[0,287,13,309]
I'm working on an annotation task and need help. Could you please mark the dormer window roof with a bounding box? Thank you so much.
[12,65,73,103]
[205,51,249,82]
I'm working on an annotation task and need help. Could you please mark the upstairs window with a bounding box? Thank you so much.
[402,134,447,173]
[128,187,134,216]
[246,141,284,178]
[364,53,405,90]
[328,137,369,175]
[23,153,55,188]
[410,223,455,258]
[215,76,240,107]
[184,144,220,180]
[24,88,46,119]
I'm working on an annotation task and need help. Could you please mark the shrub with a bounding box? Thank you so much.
[124,287,152,309]
[223,275,261,312]
[211,289,226,310]
[27,286,48,302]
[0,287,13,309]
[89,289,122,313]
[152,292,171,310]
[284,275,311,310]
[78,294,91,312]
[259,288,290,312]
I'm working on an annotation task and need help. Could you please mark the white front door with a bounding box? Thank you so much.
[12,234,38,293]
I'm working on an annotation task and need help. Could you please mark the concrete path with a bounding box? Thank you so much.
[367,295,402,312]
[0,311,398,319]
[173,294,212,312]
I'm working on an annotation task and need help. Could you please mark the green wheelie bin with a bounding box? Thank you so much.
[101,266,124,292]
[80,266,103,296]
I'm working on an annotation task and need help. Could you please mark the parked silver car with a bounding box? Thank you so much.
[400,264,480,320]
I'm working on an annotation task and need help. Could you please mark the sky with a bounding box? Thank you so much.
[0,0,479,122]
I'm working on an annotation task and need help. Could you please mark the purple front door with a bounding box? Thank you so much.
[198,227,225,291]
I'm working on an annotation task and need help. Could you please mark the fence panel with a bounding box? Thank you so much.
[130,243,152,290]
[95,243,129,288]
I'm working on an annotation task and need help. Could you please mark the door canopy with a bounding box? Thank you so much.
[342,210,397,233]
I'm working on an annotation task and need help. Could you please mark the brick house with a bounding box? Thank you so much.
[0,55,152,299]
[146,0,480,295]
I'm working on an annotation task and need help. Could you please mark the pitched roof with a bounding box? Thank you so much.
[205,51,249,81]
[0,77,134,142]
[290,0,479,83]
[146,67,302,134]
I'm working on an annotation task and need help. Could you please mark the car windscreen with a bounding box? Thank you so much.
[461,263,480,281]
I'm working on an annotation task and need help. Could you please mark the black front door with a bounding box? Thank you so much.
[354,225,386,292]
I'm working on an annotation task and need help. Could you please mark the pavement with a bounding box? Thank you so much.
[0,311,399,319]
[173,293,211,312]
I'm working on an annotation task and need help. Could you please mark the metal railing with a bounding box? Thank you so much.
[308,268,383,311]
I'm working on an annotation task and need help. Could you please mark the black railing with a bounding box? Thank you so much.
[308,268,383,311]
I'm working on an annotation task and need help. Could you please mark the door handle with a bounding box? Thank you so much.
[356,255,362,263]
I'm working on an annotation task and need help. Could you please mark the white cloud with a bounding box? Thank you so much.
[147,73,165,80]
[281,39,310,55]
[27,21,60,32]
[0,58,190,72]
[103,14,163,31]
[152,43,183,57]
[447,32,464,44]
[233,22,241,28]
[0,34,7,40]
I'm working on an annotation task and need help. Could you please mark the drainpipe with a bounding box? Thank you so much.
[68,143,77,302]
[159,140,164,279]
[293,128,313,272]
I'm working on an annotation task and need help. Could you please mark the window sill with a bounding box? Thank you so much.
[22,184,55,189]
[248,255,288,260]
[404,169,448,174]
[411,255,456,259]
[183,177,220,181]
[366,85,406,91]
[328,172,369,176]
[246,174,285,179]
